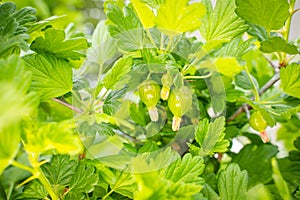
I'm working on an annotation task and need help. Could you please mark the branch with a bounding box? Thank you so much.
[226,72,280,123]
[52,98,83,114]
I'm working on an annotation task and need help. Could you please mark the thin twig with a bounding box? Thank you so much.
[226,72,280,123]
[52,98,83,113]
[263,55,278,72]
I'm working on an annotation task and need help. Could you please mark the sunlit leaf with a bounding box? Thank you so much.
[156,0,205,37]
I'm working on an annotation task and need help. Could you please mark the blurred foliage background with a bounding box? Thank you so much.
[2,0,106,34]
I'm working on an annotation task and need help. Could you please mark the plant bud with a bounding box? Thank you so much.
[161,72,173,100]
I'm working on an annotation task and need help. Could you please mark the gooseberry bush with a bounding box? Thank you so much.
[1,0,300,199]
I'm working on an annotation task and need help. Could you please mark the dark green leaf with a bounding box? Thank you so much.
[30,28,89,60]
[41,155,77,195]
[218,164,248,200]
[64,163,99,200]
[260,37,298,54]
[16,180,48,200]
[232,144,278,187]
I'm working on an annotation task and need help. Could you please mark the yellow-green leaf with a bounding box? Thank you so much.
[214,57,243,78]
[155,0,205,37]
[132,0,155,28]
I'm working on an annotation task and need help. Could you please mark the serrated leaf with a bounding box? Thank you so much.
[24,120,83,155]
[235,71,259,90]
[23,53,73,100]
[217,38,255,58]
[41,155,77,195]
[200,0,248,51]
[109,170,137,199]
[214,57,243,78]
[64,163,99,200]
[218,164,248,200]
[195,116,230,157]
[105,3,144,51]
[103,87,127,115]
[16,180,48,200]
[280,63,300,98]
[30,28,89,60]
[232,144,278,187]
[260,37,298,54]
[103,56,132,90]
[160,153,205,185]
[135,153,205,200]
[0,2,36,58]
[235,0,289,31]
[132,0,155,28]
[156,0,205,37]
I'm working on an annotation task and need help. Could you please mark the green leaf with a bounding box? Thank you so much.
[103,56,132,90]
[232,144,278,187]
[30,28,89,60]
[272,158,291,200]
[195,116,230,157]
[16,180,48,200]
[132,0,155,28]
[105,3,144,51]
[156,0,205,37]
[24,120,83,155]
[0,125,20,174]
[217,38,255,58]
[0,2,37,58]
[87,20,117,67]
[160,153,205,185]
[218,164,248,200]
[200,0,248,51]
[277,117,300,151]
[0,55,37,130]
[135,153,205,200]
[260,37,298,54]
[280,63,300,98]
[41,155,77,195]
[140,0,164,9]
[103,87,127,115]
[213,57,243,78]
[235,71,259,90]
[135,172,168,200]
[23,53,73,100]
[235,0,289,31]
[64,163,99,200]
[109,169,137,199]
